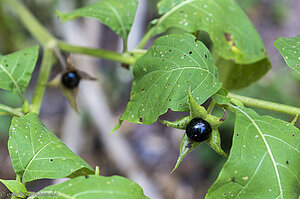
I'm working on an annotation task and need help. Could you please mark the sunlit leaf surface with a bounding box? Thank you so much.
[8,113,94,183]
[206,107,300,199]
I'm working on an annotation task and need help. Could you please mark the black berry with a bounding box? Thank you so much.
[186,118,212,142]
[61,70,81,89]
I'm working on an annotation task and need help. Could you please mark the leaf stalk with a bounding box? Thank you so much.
[0,104,23,117]
[228,93,300,116]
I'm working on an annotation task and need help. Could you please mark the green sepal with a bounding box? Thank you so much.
[21,100,29,114]
[61,86,78,112]
[205,129,227,158]
[291,114,298,126]
[188,87,207,119]
[206,114,223,128]
[159,115,191,130]
[95,166,100,176]
[172,134,200,172]
[0,179,27,198]
[111,120,123,134]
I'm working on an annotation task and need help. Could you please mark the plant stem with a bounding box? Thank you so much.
[137,27,156,49]
[6,0,55,44]
[31,48,53,114]
[228,93,300,116]
[5,0,57,114]
[0,104,23,117]
[122,39,128,53]
[207,100,216,114]
[58,41,136,65]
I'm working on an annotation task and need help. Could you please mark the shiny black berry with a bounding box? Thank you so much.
[186,118,212,142]
[61,70,81,89]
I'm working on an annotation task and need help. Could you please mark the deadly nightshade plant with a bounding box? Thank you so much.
[0,0,300,198]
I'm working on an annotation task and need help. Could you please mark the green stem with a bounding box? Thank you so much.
[137,27,156,49]
[228,93,300,116]
[6,0,55,44]
[31,48,53,114]
[58,41,136,65]
[122,39,128,53]
[207,100,216,114]
[0,104,23,117]
[5,0,56,114]
[95,166,100,176]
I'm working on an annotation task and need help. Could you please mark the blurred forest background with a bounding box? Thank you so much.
[0,0,300,199]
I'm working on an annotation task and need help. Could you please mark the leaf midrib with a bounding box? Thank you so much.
[0,64,22,98]
[156,0,196,29]
[22,140,59,181]
[103,1,127,39]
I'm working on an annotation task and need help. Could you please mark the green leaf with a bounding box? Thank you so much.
[206,107,300,199]
[151,0,267,64]
[8,113,94,183]
[0,46,39,100]
[120,33,221,125]
[274,35,300,75]
[38,175,149,199]
[157,0,182,14]
[214,53,271,90]
[56,0,138,41]
[0,179,27,197]
[211,88,230,105]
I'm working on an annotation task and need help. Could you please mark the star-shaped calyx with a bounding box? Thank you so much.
[47,55,96,112]
[160,88,227,171]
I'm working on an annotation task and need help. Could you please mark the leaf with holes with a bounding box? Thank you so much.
[0,45,39,100]
[206,107,300,199]
[119,33,221,126]
[56,0,138,41]
[38,175,149,199]
[8,113,94,183]
[148,0,267,64]
[274,35,300,75]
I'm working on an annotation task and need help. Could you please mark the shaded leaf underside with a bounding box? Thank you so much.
[153,0,267,64]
